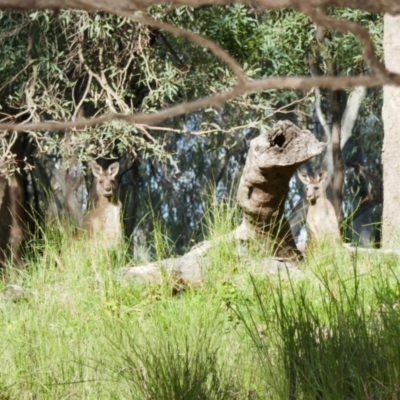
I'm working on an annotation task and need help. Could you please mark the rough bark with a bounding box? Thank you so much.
[235,120,326,259]
[382,14,400,249]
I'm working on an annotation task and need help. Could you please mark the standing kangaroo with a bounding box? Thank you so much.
[297,169,341,245]
[82,161,122,248]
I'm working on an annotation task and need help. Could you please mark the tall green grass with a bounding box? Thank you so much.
[237,256,400,399]
[1,195,400,399]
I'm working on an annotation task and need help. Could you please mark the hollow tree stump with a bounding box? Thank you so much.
[235,120,325,259]
[121,120,326,283]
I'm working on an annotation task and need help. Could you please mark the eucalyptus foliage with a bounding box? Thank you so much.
[0,7,384,250]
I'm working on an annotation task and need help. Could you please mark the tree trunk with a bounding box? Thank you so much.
[236,120,326,259]
[0,138,26,276]
[382,14,400,249]
[331,89,344,222]
[340,86,366,150]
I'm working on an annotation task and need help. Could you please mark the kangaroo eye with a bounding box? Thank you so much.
[99,180,104,184]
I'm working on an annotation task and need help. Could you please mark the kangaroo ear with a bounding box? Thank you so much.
[91,163,104,179]
[107,161,119,178]
[297,170,311,184]
[316,169,327,183]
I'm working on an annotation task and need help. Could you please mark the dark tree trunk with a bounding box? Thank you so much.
[0,136,28,276]
[331,89,344,222]
[119,156,141,240]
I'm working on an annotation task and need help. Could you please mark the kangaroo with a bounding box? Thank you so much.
[297,169,341,246]
[81,161,122,248]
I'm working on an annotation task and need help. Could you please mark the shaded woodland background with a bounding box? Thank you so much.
[0,9,384,262]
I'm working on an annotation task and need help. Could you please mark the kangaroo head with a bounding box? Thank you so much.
[91,161,119,199]
[298,169,327,205]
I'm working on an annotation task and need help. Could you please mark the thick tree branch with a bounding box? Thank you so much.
[1,0,400,15]
[0,75,397,133]
[0,1,398,133]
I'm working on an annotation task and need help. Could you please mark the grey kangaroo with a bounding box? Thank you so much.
[297,169,341,246]
[82,161,122,248]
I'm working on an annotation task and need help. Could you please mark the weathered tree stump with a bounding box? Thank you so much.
[235,120,326,259]
[121,120,325,283]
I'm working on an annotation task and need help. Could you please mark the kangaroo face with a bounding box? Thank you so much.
[298,169,327,205]
[91,162,119,199]
[305,181,321,204]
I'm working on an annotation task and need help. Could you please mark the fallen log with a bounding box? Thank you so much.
[119,239,301,285]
